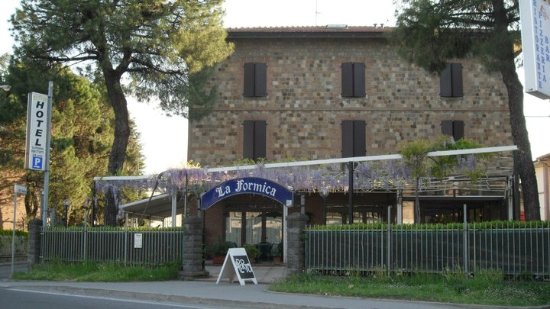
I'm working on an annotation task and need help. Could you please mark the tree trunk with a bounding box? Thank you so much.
[493,0,540,220]
[103,70,130,226]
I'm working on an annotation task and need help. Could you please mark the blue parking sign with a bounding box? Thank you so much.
[32,155,43,170]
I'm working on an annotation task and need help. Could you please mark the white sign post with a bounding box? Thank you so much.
[520,0,550,99]
[11,184,27,277]
[216,247,258,286]
[25,82,53,224]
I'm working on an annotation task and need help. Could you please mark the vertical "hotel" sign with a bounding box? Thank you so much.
[25,92,51,171]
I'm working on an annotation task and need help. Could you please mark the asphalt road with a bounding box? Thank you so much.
[0,287,224,309]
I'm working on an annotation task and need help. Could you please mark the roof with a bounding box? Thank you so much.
[120,193,185,219]
[535,153,550,162]
[226,25,392,40]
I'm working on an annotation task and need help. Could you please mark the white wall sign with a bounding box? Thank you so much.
[14,184,27,194]
[520,0,550,99]
[134,233,143,249]
[216,247,258,286]
[25,92,51,171]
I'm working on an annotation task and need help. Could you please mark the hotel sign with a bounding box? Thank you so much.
[520,0,550,99]
[200,177,294,210]
[25,92,51,171]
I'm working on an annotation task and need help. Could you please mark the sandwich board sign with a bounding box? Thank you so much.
[216,247,258,286]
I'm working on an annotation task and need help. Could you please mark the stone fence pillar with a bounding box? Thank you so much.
[27,219,42,267]
[286,212,308,275]
[180,215,208,279]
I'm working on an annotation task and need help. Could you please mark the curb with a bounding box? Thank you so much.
[9,285,321,309]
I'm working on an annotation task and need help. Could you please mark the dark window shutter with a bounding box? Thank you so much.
[243,63,255,97]
[353,120,366,156]
[440,64,452,97]
[441,120,453,136]
[342,120,354,158]
[451,63,463,97]
[453,120,464,140]
[254,63,267,97]
[254,120,267,159]
[353,63,366,97]
[243,120,254,159]
[341,63,353,97]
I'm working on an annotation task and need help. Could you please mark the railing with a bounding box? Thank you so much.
[41,226,185,265]
[305,220,550,277]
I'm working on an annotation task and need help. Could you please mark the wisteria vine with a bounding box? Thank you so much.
[94,154,486,196]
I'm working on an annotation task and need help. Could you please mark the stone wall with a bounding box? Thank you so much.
[188,37,513,168]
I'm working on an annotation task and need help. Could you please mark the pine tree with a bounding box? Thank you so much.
[11,0,233,224]
[0,59,143,226]
[392,0,540,220]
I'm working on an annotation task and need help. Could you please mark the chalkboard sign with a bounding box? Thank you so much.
[216,248,258,285]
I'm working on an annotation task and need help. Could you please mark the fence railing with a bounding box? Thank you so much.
[41,226,185,265]
[305,221,550,277]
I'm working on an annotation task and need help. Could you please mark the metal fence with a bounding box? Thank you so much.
[41,227,185,265]
[305,221,550,277]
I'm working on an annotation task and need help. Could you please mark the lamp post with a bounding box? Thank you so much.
[12,184,26,277]
[320,187,329,225]
[63,199,69,227]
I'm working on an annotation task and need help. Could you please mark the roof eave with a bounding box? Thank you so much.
[226,31,389,40]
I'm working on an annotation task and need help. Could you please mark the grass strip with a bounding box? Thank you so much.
[269,271,550,307]
[13,261,180,281]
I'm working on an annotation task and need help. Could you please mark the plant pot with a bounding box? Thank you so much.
[212,255,225,265]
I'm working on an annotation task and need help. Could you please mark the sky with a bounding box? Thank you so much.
[1,0,549,175]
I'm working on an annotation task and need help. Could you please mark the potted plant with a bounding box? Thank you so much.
[209,240,234,265]
[243,244,260,263]
[272,242,283,264]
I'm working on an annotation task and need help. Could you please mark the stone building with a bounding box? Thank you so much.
[186,26,516,251]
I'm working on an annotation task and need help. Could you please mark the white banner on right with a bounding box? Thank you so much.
[520,0,550,99]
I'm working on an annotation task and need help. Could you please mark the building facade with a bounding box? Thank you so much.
[535,153,550,220]
[187,26,515,250]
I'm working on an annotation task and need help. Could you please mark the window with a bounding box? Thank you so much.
[225,211,282,247]
[441,120,464,141]
[341,62,365,97]
[243,120,266,161]
[440,63,463,97]
[243,63,267,97]
[325,212,343,225]
[341,120,366,157]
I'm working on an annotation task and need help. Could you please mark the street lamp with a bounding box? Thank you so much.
[12,184,26,277]
[63,199,70,227]
[320,187,329,225]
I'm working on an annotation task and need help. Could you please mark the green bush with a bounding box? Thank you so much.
[0,230,28,237]
[207,240,236,257]
[0,234,28,256]
[306,220,550,232]
[244,244,260,260]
